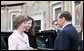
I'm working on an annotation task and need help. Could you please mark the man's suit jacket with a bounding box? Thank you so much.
[54,24,79,50]
[24,31,37,49]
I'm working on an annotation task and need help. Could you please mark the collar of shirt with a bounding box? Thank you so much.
[14,30,26,40]
[14,30,29,45]
[82,31,83,40]
[61,23,72,30]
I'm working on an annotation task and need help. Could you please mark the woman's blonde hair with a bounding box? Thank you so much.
[13,15,28,29]
[75,2,83,30]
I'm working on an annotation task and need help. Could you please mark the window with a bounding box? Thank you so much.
[30,13,44,31]
[9,6,22,31]
[53,5,61,20]
[34,20,41,32]
[11,15,16,31]
[12,15,16,30]
[55,7,61,19]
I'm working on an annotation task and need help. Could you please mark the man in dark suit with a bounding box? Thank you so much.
[54,11,79,50]
[51,20,61,38]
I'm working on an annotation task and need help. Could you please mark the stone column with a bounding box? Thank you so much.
[64,1,69,11]
[61,1,65,11]
[7,8,11,31]
[44,2,50,30]
[1,7,4,31]
[69,1,72,14]
[22,3,27,17]
[25,3,28,17]
[3,6,8,31]
[49,3,53,29]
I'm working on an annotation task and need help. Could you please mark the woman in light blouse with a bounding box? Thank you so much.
[75,2,83,50]
[8,15,34,50]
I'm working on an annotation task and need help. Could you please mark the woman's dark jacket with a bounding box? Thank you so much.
[24,31,37,48]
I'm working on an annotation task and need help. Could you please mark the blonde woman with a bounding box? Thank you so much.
[75,2,83,50]
[8,15,35,50]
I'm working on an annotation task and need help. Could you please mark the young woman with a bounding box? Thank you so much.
[8,15,35,50]
[24,16,37,50]
[75,2,83,50]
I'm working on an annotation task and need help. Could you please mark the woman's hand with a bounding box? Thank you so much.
[34,48,37,50]
[28,47,37,50]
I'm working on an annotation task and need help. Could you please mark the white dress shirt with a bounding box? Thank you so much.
[8,30,30,50]
[61,23,72,30]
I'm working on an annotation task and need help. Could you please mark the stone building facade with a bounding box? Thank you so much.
[1,1,83,32]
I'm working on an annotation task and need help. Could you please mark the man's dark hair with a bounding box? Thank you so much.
[52,20,57,25]
[59,11,72,21]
